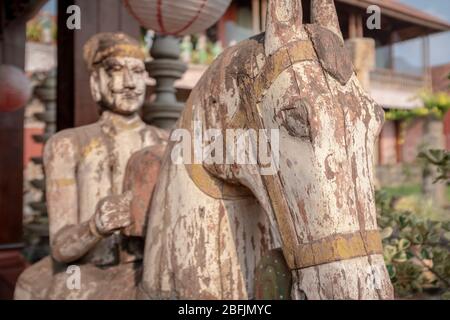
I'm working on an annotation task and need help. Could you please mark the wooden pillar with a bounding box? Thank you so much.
[57,0,141,130]
[348,11,363,38]
[422,116,446,205]
[217,15,227,48]
[251,0,261,34]
[144,35,187,129]
[217,2,238,48]
[0,7,28,300]
[261,0,267,31]
[444,111,450,150]
[395,120,403,164]
[422,36,431,89]
[387,32,396,70]
[345,37,375,90]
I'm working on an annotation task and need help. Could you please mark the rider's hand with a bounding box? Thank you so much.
[93,191,133,236]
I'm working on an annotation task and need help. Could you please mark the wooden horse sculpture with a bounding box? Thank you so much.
[140,0,394,300]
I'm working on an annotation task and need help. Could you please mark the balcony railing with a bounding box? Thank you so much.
[369,68,429,109]
[370,68,428,91]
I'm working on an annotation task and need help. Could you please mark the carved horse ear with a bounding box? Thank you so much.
[307,0,353,85]
[310,0,343,41]
[264,0,303,56]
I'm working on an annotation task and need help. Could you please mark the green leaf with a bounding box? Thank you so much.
[381,227,393,239]
[397,238,411,251]
[399,215,408,228]
[386,264,396,279]
[411,232,424,245]
[420,248,433,260]
[383,245,397,262]
[426,232,441,244]
[393,251,408,263]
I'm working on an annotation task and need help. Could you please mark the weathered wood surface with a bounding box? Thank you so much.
[123,144,166,237]
[141,0,394,300]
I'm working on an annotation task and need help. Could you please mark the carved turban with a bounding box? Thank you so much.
[83,32,146,71]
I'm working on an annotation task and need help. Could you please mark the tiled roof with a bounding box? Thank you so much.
[338,0,450,31]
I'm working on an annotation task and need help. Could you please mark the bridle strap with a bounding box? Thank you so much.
[254,40,317,101]
[292,230,383,269]
[245,39,318,269]
[179,95,253,200]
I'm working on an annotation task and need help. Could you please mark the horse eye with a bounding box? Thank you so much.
[276,104,311,139]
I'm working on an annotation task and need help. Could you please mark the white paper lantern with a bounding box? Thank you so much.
[123,0,231,36]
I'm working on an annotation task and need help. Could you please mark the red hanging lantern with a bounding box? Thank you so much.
[123,0,231,36]
[0,65,32,113]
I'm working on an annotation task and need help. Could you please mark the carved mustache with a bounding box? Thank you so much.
[110,88,144,97]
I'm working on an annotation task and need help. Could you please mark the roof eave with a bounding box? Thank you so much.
[337,0,450,33]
